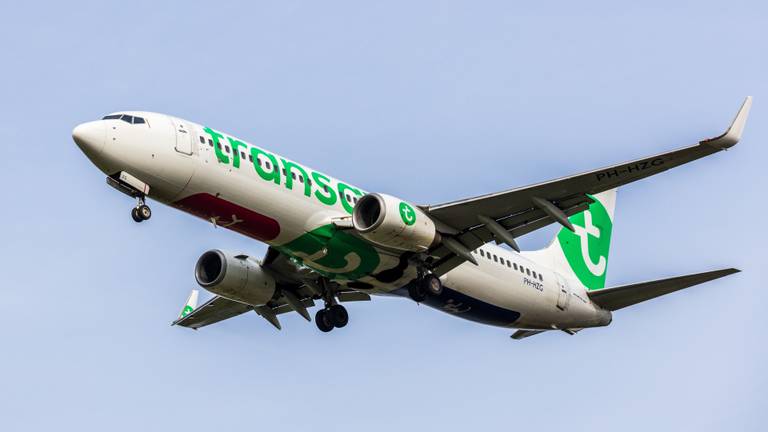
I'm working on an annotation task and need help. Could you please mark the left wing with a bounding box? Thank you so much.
[425,97,751,276]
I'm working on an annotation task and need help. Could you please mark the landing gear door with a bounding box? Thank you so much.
[171,117,194,155]
[556,275,571,311]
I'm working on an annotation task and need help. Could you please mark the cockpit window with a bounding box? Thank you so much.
[101,114,147,125]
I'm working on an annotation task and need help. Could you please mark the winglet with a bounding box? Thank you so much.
[701,96,752,149]
[178,290,199,320]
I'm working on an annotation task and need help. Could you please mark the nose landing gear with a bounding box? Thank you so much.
[131,196,152,223]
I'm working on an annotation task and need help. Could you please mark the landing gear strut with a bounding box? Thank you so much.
[131,196,151,223]
[408,273,442,303]
[314,278,349,332]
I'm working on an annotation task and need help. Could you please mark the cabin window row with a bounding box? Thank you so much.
[475,248,543,281]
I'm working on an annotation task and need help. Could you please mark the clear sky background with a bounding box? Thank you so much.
[1,1,765,430]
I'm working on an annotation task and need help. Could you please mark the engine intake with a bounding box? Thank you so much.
[352,193,440,252]
[195,249,276,306]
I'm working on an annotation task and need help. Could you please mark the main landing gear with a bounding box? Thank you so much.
[314,278,349,333]
[315,304,349,333]
[408,273,443,303]
[131,196,152,223]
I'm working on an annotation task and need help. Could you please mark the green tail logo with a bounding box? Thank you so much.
[558,195,613,290]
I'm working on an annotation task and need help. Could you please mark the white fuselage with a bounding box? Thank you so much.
[73,111,611,331]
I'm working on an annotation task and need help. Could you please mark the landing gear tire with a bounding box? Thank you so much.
[315,309,334,332]
[408,283,428,303]
[131,207,143,223]
[421,274,443,296]
[137,204,151,220]
[328,304,349,328]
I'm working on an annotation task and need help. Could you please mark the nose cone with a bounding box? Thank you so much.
[72,121,106,158]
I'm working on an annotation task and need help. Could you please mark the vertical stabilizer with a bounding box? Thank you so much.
[524,190,617,291]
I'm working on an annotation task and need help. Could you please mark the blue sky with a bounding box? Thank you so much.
[1,1,765,430]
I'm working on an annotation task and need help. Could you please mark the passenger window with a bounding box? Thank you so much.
[513,263,518,270]
[208,139,213,146]
[532,271,538,279]
[308,179,312,186]
[133,117,145,124]
[224,146,230,153]
[299,175,304,183]
[292,172,296,180]
[539,274,544,281]
[493,255,498,262]
[519,266,525,274]
[265,161,271,169]
[199,136,205,144]
[506,261,511,268]
[526,268,531,276]
[323,185,328,193]
[248,154,253,162]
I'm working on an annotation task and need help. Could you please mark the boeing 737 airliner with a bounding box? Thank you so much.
[72,98,751,338]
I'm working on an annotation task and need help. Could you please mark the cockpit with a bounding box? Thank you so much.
[102,113,147,125]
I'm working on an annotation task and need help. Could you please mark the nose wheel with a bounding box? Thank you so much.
[131,197,152,223]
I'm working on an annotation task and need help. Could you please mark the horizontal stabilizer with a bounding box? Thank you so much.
[511,329,546,340]
[588,268,740,311]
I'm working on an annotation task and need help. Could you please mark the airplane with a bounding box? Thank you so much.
[72,97,751,339]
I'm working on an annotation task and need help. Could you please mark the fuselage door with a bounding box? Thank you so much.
[556,274,570,311]
[171,117,194,155]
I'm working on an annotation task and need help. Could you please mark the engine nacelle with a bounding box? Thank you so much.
[195,249,276,306]
[352,193,440,252]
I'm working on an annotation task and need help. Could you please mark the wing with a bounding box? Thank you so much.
[173,295,253,329]
[173,247,370,330]
[426,97,752,276]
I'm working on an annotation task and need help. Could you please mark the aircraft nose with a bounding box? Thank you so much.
[72,121,106,157]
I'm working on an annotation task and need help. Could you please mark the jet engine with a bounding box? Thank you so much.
[352,193,440,252]
[195,249,276,306]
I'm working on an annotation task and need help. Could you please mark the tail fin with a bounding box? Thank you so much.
[524,189,617,291]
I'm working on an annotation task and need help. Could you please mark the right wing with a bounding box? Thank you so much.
[172,295,254,329]
[173,247,370,330]
[425,97,752,276]
[588,268,740,311]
